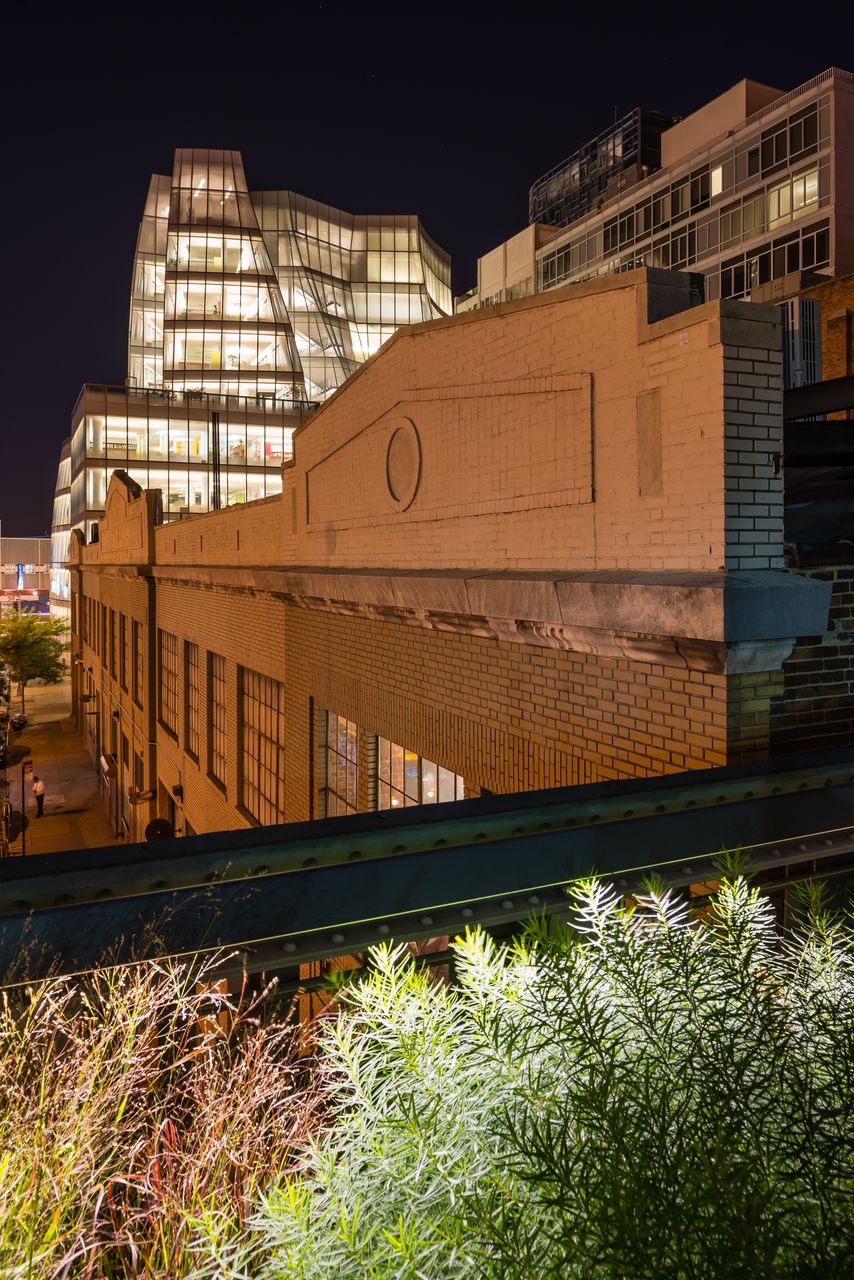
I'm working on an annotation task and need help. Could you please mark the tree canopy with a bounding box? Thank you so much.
[0,614,68,712]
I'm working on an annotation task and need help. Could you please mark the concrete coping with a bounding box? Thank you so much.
[142,565,832,646]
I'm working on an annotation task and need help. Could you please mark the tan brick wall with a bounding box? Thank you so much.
[150,274,783,579]
[67,273,800,843]
[144,577,730,829]
[72,568,730,839]
[726,670,785,762]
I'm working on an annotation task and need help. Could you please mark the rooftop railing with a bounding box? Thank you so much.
[72,383,318,419]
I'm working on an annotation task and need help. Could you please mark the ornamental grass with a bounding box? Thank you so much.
[2,873,854,1278]
[0,957,320,1278]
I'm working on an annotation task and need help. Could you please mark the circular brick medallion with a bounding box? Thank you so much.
[385,418,422,510]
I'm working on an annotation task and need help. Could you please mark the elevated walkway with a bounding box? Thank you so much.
[2,748,853,985]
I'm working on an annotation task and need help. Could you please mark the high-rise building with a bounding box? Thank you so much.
[458,67,853,310]
[49,439,72,620]
[128,149,451,404]
[53,149,451,585]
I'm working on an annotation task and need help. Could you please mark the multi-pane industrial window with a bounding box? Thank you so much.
[119,615,128,691]
[109,609,118,679]
[184,641,199,760]
[322,712,358,816]
[157,630,179,737]
[239,667,285,825]
[377,738,464,809]
[132,620,143,708]
[208,652,227,788]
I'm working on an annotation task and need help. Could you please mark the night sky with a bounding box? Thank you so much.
[2,2,851,535]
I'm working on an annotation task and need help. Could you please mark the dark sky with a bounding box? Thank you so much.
[1,1,851,535]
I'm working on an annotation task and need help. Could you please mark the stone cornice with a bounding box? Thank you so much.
[109,566,831,675]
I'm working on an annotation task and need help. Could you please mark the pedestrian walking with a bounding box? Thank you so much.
[32,776,45,818]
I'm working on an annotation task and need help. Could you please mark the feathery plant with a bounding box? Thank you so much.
[0,955,319,1279]
[2,876,853,1278]
[225,875,854,1280]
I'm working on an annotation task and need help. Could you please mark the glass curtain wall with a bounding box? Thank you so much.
[126,153,452,407]
[128,176,169,391]
[50,439,72,619]
[257,191,451,400]
[162,150,303,402]
[70,385,308,535]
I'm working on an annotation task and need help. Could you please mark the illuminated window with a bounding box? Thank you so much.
[377,738,464,809]
[322,712,358,816]
[157,630,179,737]
[768,177,792,229]
[208,652,227,789]
[239,667,285,825]
[710,166,723,198]
[184,641,199,761]
[792,166,819,218]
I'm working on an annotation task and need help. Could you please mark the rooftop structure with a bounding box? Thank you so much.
[528,107,678,229]
[459,67,853,312]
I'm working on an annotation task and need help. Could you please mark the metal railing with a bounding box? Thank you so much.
[2,748,854,984]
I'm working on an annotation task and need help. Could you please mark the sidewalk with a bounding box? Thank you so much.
[2,674,121,856]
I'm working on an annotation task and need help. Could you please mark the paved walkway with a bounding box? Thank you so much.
[2,675,121,856]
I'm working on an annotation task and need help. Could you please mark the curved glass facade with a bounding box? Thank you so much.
[54,148,451,567]
[128,150,451,404]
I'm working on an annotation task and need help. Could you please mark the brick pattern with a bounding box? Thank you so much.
[74,571,730,837]
[726,671,785,762]
[66,278,801,840]
[723,344,785,570]
[803,274,854,398]
[770,568,854,754]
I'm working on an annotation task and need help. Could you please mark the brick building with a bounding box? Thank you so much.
[68,269,843,843]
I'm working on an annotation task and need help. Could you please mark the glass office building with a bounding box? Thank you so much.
[50,439,72,620]
[58,148,451,552]
[129,149,451,404]
[68,385,313,542]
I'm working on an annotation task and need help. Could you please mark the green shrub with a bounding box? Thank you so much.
[237,877,854,1280]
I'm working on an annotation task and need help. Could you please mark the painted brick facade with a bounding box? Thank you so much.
[68,270,834,842]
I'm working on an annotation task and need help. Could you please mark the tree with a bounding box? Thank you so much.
[0,615,68,714]
[230,876,854,1280]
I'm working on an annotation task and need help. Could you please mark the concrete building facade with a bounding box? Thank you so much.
[69,271,840,843]
[459,68,853,311]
